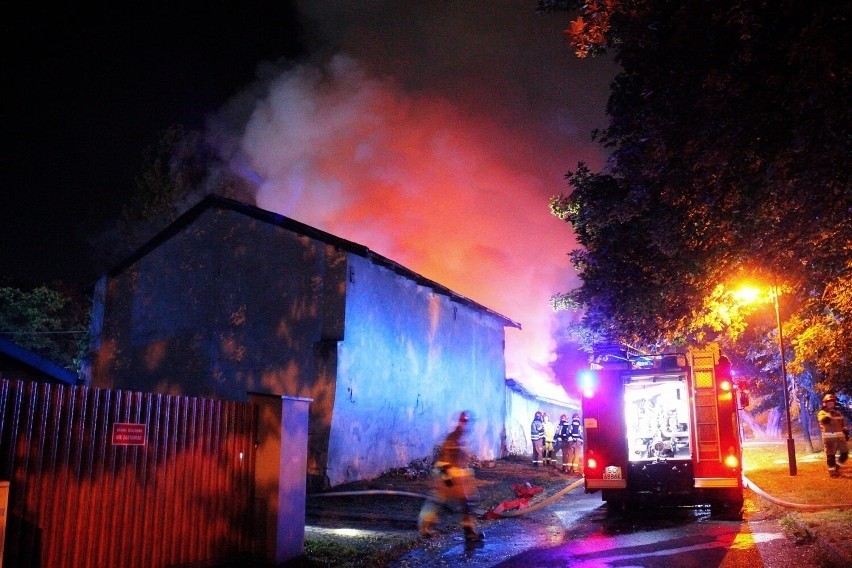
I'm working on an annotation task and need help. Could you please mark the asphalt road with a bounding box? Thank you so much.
[390,490,829,568]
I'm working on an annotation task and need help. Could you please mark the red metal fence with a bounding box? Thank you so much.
[0,379,258,567]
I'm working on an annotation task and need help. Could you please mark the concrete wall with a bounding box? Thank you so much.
[90,201,513,487]
[505,381,579,458]
[91,207,344,482]
[326,254,508,485]
[251,393,312,565]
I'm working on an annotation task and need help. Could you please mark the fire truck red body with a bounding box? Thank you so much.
[580,345,744,517]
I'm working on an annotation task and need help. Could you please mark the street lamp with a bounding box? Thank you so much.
[733,283,798,475]
[769,285,797,476]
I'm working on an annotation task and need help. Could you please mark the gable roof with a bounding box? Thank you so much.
[109,194,521,329]
[0,336,78,385]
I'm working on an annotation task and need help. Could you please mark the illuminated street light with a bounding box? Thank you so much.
[769,285,797,476]
[735,283,797,475]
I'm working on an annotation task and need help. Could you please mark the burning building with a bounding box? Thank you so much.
[87,194,520,487]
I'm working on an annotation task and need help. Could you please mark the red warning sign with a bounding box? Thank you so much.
[112,423,147,446]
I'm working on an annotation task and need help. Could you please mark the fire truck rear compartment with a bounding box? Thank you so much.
[587,348,744,518]
[625,374,691,462]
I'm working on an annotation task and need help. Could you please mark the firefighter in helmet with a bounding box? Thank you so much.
[817,393,849,477]
[418,410,484,541]
[530,411,545,466]
[559,413,583,474]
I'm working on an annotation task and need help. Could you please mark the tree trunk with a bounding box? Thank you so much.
[798,392,816,453]
[739,410,767,439]
[765,407,782,439]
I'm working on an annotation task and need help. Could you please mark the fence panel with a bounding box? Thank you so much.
[0,379,257,567]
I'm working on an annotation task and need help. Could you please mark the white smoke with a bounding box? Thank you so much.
[212,1,617,401]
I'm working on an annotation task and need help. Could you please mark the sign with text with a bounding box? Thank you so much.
[112,423,147,446]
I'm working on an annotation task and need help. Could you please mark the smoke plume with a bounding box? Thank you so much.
[213,1,617,401]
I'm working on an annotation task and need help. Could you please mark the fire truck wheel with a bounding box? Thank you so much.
[604,496,628,516]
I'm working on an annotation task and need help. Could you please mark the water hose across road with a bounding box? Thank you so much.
[310,476,852,518]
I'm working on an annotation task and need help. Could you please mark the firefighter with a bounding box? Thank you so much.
[560,413,583,474]
[530,411,545,467]
[542,413,557,466]
[817,393,849,478]
[556,414,570,471]
[418,411,484,541]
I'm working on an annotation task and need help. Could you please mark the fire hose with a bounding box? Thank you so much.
[742,475,852,511]
[311,475,852,519]
[307,478,586,519]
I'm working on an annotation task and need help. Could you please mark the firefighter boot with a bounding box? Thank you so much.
[418,505,438,537]
[464,526,485,541]
[827,455,839,477]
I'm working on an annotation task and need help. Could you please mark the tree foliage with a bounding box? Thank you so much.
[90,124,255,270]
[543,1,852,394]
[0,285,90,372]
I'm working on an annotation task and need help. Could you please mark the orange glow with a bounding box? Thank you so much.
[732,285,762,304]
[239,56,602,402]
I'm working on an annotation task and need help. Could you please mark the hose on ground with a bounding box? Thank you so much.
[742,474,852,511]
[307,478,586,518]
[309,489,445,505]
[488,478,585,517]
[310,475,852,518]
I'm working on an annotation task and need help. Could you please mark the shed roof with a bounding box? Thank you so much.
[0,336,78,385]
[109,194,521,329]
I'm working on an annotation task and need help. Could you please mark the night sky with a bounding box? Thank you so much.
[4,2,618,396]
[3,3,305,287]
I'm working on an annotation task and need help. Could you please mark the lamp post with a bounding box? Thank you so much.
[770,285,797,476]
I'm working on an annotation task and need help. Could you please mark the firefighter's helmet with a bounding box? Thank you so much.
[823,393,837,405]
[572,413,580,420]
[560,414,568,422]
[534,411,543,420]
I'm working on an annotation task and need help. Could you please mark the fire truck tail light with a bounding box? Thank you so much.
[587,457,598,470]
[719,379,732,392]
[724,453,739,469]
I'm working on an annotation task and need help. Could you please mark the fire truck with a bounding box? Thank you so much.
[579,344,746,518]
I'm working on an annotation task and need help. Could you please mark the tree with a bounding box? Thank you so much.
[89,124,255,270]
[0,285,89,372]
[544,1,852,394]
[1,124,256,375]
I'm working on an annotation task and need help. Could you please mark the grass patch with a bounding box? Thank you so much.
[298,533,421,567]
[742,442,852,504]
[780,514,817,545]
[744,441,852,561]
